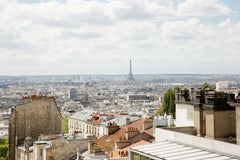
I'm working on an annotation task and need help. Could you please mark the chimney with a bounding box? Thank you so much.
[106,122,120,135]
[115,137,130,149]
[126,117,130,125]
[24,137,33,151]
[77,148,80,160]
[125,127,139,140]
[205,91,227,106]
[88,136,96,154]
[179,88,190,101]
[73,131,76,139]
[143,117,153,130]
[190,88,195,101]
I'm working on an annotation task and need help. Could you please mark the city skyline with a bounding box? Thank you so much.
[1,0,240,75]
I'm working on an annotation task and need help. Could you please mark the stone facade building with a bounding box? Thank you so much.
[15,133,88,160]
[69,111,117,138]
[228,92,240,145]
[8,95,62,160]
[175,88,236,140]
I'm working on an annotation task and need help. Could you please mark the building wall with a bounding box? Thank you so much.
[205,109,215,138]
[16,138,88,160]
[214,110,236,138]
[33,143,46,160]
[45,139,88,160]
[205,109,236,138]
[237,107,240,145]
[216,81,229,91]
[127,95,154,102]
[15,147,29,160]
[68,88,78,99]
[8,97,62,160]
[175,104,194,127]
[193,106,203,136]
[68,119,102,138]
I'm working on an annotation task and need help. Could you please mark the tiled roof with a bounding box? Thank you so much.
[122,119,145,131]
[95,119,153,149]
[109,140,149,158]
[95,128,126,149]
[143,127,153,136]
[92,120,102,124]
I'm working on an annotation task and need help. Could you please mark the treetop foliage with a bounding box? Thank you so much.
[0,138,8,160]
[62,116,70,134]
[201,83,216,90]
[162,86,180,118]
[104,144,114,152]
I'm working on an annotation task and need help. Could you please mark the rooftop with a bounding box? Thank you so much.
[101,116,139,126]
[95,119,153,149]
[69,110,94,121]
[130,141,240,160]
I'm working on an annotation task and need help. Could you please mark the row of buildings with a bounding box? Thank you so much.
[7,95,157,160]
[129,87,240,159]
[7,80,240,160]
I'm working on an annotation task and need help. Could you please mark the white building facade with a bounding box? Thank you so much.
[175,103,194,127]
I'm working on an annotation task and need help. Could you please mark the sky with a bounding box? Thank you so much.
[1,0,240,75]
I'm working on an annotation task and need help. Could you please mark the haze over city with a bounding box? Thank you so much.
[1,0,240,75]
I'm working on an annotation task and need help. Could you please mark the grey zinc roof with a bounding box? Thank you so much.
[69,110,94,121]
[101,116,139,126]
[130,141,240,160]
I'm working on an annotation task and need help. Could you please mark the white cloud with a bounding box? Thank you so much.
[161,18,240,52]
[0,0,239,75]
[177,0,231,16]
[161,18,201,41]
[218,18,231,27]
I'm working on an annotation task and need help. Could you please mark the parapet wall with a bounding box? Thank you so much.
[161,126,196,135]
[46,139,88,160]
[22,95,54,104]
[175,88,240,108]
[155,128,240,158]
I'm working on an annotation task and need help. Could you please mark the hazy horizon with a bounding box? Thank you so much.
[2,73,240,77]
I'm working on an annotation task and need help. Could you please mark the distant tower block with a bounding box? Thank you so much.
[126,60,136,84]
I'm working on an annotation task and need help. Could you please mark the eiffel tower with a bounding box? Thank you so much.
[126,60,136,84]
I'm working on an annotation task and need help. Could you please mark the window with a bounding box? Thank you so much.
[140,155,149,160]
[40,148,43,157]
[131,152,139,160]
[17,149,21,158]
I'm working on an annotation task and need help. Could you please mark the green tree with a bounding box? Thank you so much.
[162,89,171,115]
[104,144,114,157]
[154,107,163,116]
[104,144,114,152]
[0,138,8,160]
[201,83,216,90]
[202,83,210,90]
[174,86,181,92]
[162,86,179,118]
[62,116,70,134]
